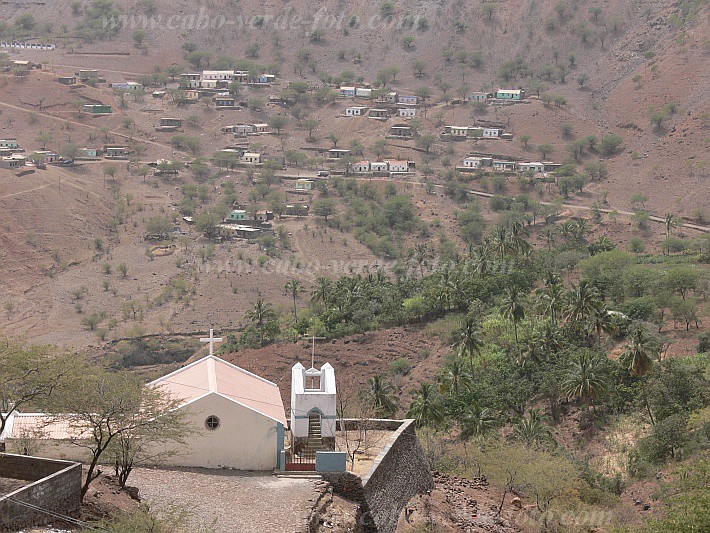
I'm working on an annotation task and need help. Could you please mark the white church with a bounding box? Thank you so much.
[1,331,340,472]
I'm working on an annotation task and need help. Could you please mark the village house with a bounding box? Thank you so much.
[351,161,371,173]
[0,155,23,169]
[483,128,501,138]
[83,104,112,115]
[180,73,202,89]
[386,160,409,173]
[214,95,236,108]
[398,107,417,118]
[78,69,99,81]
[369,108,389,120]
[449,126,469,138]
[543,162,562,171]
[370,161,389,174]
[57,76,76,85]
[111,81,143,92]
[0,138,20,150]
[219,224,264,240]
[398,94,419,106]
[226,209,248,222]
[501,133,514,141]
[229,124,255,136]
[493,160,517,172]
[202,70,235,81]
[345,106,368,116]
[384,91,398,104]
[255,209,274,222]
[389,124,414,138]
[339,86,356,98]
[183,90,200,102]
[469,92,491,102]
[157,117,183,132]
[284,204,309,217]
[253,123,270,134]
[31,151,60,164]
[233,71,251,83]
[328,149,351,160]
[252,74,275,85]
[199,79,221,90]
[496,89,525,100]
[241,152,262,164]
[355,87,372,99]
[517,162,545,172]
[103,145,129,159]
[77,147,101,159]
[462,156,482,169]
[294,179,314,191]
[152,90,166,98]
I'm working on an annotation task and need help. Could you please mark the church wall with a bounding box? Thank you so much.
[148,393,280,470]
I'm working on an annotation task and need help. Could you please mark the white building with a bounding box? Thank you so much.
[352,161,371,173]
[111,82,144,91]
[462,156,482,169]
[398,107,417,118]
[518,162,545,172]
[290,362,337,448]
[483,128,501,138]
[387,160,409,173]
[370,161,389,173]
[147,355,287,469]
[202,70,235,81]
[1,356,288,471]
[345,106,369,116]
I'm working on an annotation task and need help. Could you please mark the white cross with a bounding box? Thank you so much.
[200,328,223,356]
[303,320,326,369]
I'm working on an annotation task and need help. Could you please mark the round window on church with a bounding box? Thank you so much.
[205,415,220,430]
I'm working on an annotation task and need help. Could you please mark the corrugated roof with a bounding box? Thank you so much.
[148,356,286,425]
[3,413,88,440]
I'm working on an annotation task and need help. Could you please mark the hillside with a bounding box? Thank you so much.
[0,1,708,531]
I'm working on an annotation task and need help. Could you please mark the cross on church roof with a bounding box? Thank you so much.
[200,328,223,356]
[303,320,326,370]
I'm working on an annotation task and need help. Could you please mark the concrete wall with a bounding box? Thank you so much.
[324,419,433,533]
[0,454,81,531]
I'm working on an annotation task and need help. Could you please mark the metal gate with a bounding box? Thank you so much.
[285,449,316,471]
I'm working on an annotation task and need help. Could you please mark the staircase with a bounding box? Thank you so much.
[307,413,325,450]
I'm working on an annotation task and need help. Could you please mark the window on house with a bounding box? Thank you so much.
[205,415,221,430]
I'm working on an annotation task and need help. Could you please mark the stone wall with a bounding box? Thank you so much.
[0,454,81,531]
[324,419,433,533]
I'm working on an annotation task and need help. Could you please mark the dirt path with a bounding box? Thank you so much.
[0,100,173,152]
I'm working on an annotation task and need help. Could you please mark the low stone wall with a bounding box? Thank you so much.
[324,419,433,532]
[0,454,82,531]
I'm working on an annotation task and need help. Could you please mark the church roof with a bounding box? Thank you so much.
[148,355,287,425]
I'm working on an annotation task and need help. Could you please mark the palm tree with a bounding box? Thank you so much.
[407,383,444,427]
[536,281,565,326]
[620,325,658,425]
[411,244,432,278]
[564,281,602,336]
[460,402,496,442]
[500,287,526,346]
[456,316,483,376]
[284,280,303,320]
[439,356,471,396]
[363,375,398,417]
[244,298,278,347]
[541,226,557,250]
[310,276,332,305]
[513,409,556,448]
[562,350,608,410]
